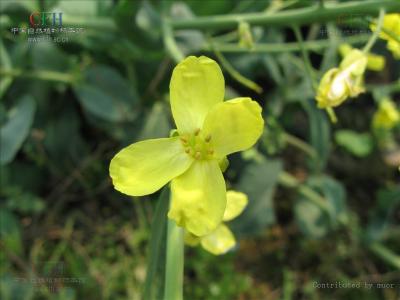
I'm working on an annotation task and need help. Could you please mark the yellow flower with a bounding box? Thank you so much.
[184,191,248,255]
[339,43,385,71]
[110,56,264,236]
[370,13,400,59]
[316,49,367,108]
[372,98,400,130]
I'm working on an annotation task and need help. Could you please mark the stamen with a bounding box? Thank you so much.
[208,149,214,155]
[194,128,200,136]
[180,137,187,143]
[195,152,202,160]
[205,134,212,142]
[185,148,190,153]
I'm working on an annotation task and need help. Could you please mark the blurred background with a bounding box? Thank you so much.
[0,0,399,299]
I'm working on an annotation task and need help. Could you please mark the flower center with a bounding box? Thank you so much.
[180,128,214,160]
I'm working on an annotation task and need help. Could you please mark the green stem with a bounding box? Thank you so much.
[164,217,184,300]
[278,171,331,213]
[283,132,317,158]
[63,15,117,31]
[292,24,338,123]
[0,68,75,83]
[212,44,263,93]
[203,34,370,53]
[363,8,385,53]
[292,26,317,91]
[170,1,400,30]
[369,243,400,270]
[162,17,184,63]
[326,107,338,124]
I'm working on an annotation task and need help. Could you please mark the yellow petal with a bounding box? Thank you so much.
[223,191,248,222]
[110,137,193,196]
[370,14,400,60]
[387,39,400,59]
[339,44,385,71]
[316,68,346,108]
[366,53,385,71]
[170,56,224,134]
[339,49,367,77]
[202,97,264,157]
[184,231,201,246]
[338,43,352,57]
[169,160,226,236]
[200,224,236,255]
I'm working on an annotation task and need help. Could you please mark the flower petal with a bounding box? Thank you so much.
[201,224,236,255]
[223,191,248,222]
[184,231,201,246]
[169,160,226,236]
[202,97,264,157]
[170,56,224,134]
[110,137,193,196]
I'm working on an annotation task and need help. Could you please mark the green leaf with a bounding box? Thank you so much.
[0,274,34,300]
[0,209,22,255]
[232,159,283,236]
[295,198,328,239]
[138,102,171,140]
[6,191,45,214]
[295,176,348,238]
[31,41,70,72]
[73,65,138,122]
[366,185,400,242]
[0,39,13,98]
[335,130,373,157]
[302,98,331,172]
[143,188,170,300]
[309,176,348,226]
[0,95,36,165]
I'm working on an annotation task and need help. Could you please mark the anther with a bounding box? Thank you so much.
[205,134,212,142]
[195,152,202,160]
[208,149,214,155]
[180,137,187,143]
[194,128,200,136]
[185,148,190,153]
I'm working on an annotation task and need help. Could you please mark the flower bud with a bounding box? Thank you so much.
[373,98,400,130]
[316,49,367,108]
[238,21,254,49]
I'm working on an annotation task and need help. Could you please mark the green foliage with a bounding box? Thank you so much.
[232,158,282,236]
[0,95,36,164]
[335,129,374,157]
[73,65,138,122]
[0,0,399,299]
[295,176,348,239]
[143,189,169,300]
[0,209,22,255]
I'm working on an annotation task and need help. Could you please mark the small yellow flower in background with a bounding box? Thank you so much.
[110,56,264,237]
[184,191,248,255]
[316,49,367,108]
[370,13,400,59]
[372,97,400,130]
[339,43,385,71]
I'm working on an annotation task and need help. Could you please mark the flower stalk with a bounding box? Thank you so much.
[170,1,400,30]
[363,8,385,53]
[164,210,184,300]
